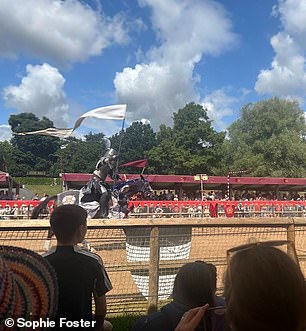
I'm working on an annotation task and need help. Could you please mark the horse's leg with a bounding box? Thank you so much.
[44,228,54,251]
[98,191,110,218]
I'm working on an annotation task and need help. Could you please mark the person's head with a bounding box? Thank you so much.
[50,204,87,244]
[225,245,306,331]
[207,263,217,292]
[173,261,215,308]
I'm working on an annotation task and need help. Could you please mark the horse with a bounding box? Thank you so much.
[31,175,153,220]
[31,175,153,251]
[110,176,154,218]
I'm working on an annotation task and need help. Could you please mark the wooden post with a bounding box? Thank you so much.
[147,226,160,314]
[286,222,297,263]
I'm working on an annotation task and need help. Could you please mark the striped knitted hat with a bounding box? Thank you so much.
[0,246,58,321]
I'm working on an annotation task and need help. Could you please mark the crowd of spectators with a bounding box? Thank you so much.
[0,190,49,201]
[173,241,306,331]
[1,188,306,203]
[2,188,306,220]
[147,189,306,202]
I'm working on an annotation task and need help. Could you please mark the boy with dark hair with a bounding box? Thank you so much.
[43,204,112,330]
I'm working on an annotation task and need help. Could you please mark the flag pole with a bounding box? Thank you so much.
[115,117,125,183]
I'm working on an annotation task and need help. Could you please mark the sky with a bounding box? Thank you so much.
[1,0,306,141]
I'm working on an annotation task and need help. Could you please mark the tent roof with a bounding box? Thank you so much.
[0,171,8,183]
[61,173,306,192]
[0,171,20,190]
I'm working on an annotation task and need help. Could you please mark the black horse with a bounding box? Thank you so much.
[31,175,153,251]
[31,175,153,220]
[111,176,153,217]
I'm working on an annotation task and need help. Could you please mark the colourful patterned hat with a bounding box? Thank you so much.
[0,246,58,321]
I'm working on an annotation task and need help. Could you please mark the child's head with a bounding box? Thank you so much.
[172,261,215,308]
[50,204,87,244]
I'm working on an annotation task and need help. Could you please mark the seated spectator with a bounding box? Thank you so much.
[166,190,174,201]
[132,261,223,331]
[175,241,306,331]
[40,192,49,201]
[43,204,113,331]
[33,192,39,200]
[0,245,58,322]
[4,203,11,215]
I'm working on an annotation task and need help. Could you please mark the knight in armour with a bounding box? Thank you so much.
[80,139,119,218]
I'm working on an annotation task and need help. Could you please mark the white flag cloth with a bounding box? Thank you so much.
[72,104,127,131]
[16,104,127,138]
[16,128,73,138]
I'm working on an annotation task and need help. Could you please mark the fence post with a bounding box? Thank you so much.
[147,226,160,314]
[286,221,296,261]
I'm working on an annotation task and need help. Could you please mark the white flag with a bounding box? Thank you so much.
[73,104,127,131]
[16,128,73,138]
[16,104,127,138]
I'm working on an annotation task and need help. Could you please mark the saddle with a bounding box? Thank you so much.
[80,178,109,203]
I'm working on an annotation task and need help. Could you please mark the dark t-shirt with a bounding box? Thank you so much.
[43,245,112,320]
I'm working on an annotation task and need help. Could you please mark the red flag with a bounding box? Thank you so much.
[209,203,218,218]
[120,159,148,168]
[225,205,235,217]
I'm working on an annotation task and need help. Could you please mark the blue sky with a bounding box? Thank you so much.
[1,0,306,141]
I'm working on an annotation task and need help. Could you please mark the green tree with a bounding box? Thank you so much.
[221,98,306,177]
[8,113,60,175]
[148,103,225,174]
[0,141,32,176]
[54,133,107,174]
[110,122,157,172]
[0,141,9,171]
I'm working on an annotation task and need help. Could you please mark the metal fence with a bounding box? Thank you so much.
[0,218,305,315]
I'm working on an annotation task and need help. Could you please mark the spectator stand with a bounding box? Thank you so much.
[0,200,54,220]
[128,200,306,218]
[0,199,305,219]
[61,173,306,200]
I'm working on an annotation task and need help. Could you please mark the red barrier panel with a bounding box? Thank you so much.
[0,200,54,208]
[128,200,306,208]
[1,199,302,209]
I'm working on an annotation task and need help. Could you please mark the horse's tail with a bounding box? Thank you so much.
[30,195,57,219]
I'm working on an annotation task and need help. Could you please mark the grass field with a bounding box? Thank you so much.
[23,184,62,197]
[108,314,141,331]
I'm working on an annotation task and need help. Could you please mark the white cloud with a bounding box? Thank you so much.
[114,0,238,129]
[255,0,306,99]
[276,0,306,47]
[3,63,69,127]
[0,0,129,64]
[114,62,195,129]
[201,88,249,131]
[0,125,12,141]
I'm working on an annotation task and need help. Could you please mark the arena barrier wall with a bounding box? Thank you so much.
[2,199,306,219]
[0,218,305,315]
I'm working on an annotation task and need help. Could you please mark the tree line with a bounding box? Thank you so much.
[1,98,306,178]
